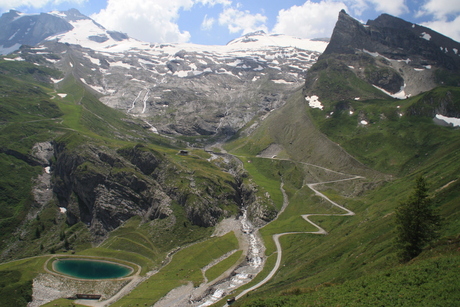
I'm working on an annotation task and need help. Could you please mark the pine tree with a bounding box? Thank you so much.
[395,176,441,262]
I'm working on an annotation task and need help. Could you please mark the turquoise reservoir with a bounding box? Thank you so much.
[53,259,132,279]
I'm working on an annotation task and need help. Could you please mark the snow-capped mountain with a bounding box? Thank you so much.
[1,9,328,138]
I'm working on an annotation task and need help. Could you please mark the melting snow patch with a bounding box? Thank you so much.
[59,207,67,213]
[421,32,431,40]
[435,114,460,127]
[372,84,408,99]
[51,78,63,83]
[44,166,51,173]
[57,93,67,98]
[272,79,292,84]
[4,57,24,61]
[354,97,360,100]
[363,49,379,57]
[454,48,458,55]
[305,95,323,109]
[360,120,368,125]
[424,65,432,69]
[111,61,133,69]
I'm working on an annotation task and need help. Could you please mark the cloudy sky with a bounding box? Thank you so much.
[1,0,459,45]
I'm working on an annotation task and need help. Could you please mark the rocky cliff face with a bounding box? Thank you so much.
[324,10,460,70]
[306,10,460,101]
[51,142,255,240]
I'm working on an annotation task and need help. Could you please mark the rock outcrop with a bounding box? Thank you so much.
[52,142,243,240]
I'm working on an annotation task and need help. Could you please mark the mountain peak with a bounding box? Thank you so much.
[323,11,460,69]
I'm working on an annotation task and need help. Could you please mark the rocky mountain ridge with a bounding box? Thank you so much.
[304,10,460,105]
[1,8,327,140]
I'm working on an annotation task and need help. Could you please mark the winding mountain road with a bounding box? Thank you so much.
[233,165,364,302]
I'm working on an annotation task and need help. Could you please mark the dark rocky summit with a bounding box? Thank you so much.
[324,10,460,70]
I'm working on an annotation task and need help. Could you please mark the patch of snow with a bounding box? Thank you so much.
[69,62,73,67]
[272,79,293,84]
[59,207,67,213]
[142,90,150,113]
[44,166,51,174]
[372,84,408,99]
[4,56,24,61]
[420,32,431,40]
[398,58,411,64]
[414,68,424,71]
[83,54,100,65]
[49,11,67,18]
[8,29,20,41]
[349,110,354,115]
[363,49,379,57]
[454,48,458,55]
[89,85,105,93]
[174,70,189,77]
[412,24,415,28]
[435,114,460,127]
[348,65,354,69]
[51,78,63,83]
[360,120,368,125]
[0,43,21,55]
[305,95,324,110]
[111,61,134,69]
[57,93,67,98]
[354,97,360,100]
[424,65,432,69]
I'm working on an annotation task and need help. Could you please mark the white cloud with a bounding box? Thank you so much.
[218,7,268,34]
[345,0,407,16]
[272,1,347,39]
[91,0,230,44]
[421,16,460,42]
[417,0,460,20]
[0,0,86,10]
[367,0,408,16]
[91,0,193,43]
[201,14,215,31]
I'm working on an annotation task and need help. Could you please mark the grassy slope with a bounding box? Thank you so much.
[225,85,460,306]
[0,62,65,247]
[0,60,244,306]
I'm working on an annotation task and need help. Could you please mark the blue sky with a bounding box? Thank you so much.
[1,0,459,44]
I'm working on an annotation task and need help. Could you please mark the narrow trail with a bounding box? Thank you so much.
[233,163,364,302]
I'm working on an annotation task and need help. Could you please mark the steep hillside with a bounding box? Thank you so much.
[226,11,460,307]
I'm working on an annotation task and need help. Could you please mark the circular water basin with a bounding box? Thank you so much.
[53,258,133,279]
